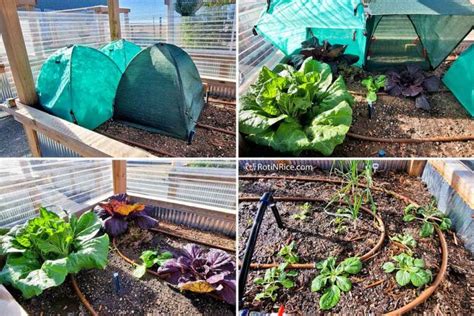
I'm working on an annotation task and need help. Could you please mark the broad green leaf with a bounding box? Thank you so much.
[367,91,377,103]
[286,270,298,277]
[410,270,429,287]
[319,285,341,310]
[440,218,451,231]
[239,109,287,135]
[395,270,411,286]
[72,211,101,245]
[254,277,264,285]
[420,222,434,238]
[306,102,352,156]
[341,257,362,274]
[404,204,418,214]
[413,258,425,268]
[382,262,396,273]
[66,234,109,273]
[311,275,327,292]
[336,276,352,292]
[403,214,416,222]
[280,278,294,289]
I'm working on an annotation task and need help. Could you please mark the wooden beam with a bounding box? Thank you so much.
[107,0,121,40]
[112,160,127,194]
[0,0,38,105]
[23,125,41,157]
[407,160,427,177]
[0,101,154,157]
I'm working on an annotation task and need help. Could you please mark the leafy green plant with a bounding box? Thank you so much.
[361,75,386,104]
[403,201,452,238]
[382,253,432,287]
[390,233,417,254]
[254,263,298,301]
[0,208,109,298]
[331,209,349,234]
[311,256,362,310]
[292,202,312,220]
[133,250,173,278]
[277,241,299,264]
[239,58,354,156]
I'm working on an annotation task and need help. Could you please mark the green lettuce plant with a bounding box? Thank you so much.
[253,262,298,302]
[361,75,386,104]
[390,233,416,254]
[291,202,312,220]
[239,58,354,156]
[311,256,362,310]
[133,250,173,278]
[402,201,452,238]
[382,253,432,287]
[277,241,299,264]
[0,208,109,298]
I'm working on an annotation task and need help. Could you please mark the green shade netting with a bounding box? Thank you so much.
[443,45,474,117]
[36,45,122,130]
[366,0,474,70]
[100,39,142,72]
[254,0,366,67]
[114,43,205,141]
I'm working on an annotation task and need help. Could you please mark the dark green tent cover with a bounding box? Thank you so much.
[366,0,474,70]
[114,43,205,141]
[36,45,122,130]
[100,39,142,72]
[443,45,474,117]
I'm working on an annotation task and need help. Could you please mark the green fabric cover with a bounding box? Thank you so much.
[443,45,474,117]
[254,0,366,66]
[366,0,474,70]
[100,39,142,72]
[36,45,122,130]
[114,43,205,140]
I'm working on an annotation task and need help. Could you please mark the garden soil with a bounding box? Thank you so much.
[97,101,235,157]
[12,225,235,315]
[239,169,474,315]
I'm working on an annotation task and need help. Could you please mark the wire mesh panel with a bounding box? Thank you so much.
[0,160,113,227]
[127,160,236,212]
[239,0,283,93]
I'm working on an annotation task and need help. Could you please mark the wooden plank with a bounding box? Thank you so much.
[112,160,127,194]
[107,0,121,40]
[407,160,427,177]
[0,101,154,158]
[429,160,474,209]
[131,194,236,223]
[0,285,28,316]
[23,125,41,157]
[0,0,38,105]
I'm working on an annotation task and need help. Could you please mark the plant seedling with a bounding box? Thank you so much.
[277,241,299,264]
[390,233,417,254]
[361,75,386,104]
[311,256,362,310]
[292,202,312,220]
[402,201,452,238]
[382,253,432,288]
[133,250,173,278]
[254,263,298,301]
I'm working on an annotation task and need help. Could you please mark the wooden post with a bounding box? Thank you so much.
[23,125,41,157]
[107,0,121,40]
[0,0,38,105]
[407,160,427,177]
[112,160,127,194]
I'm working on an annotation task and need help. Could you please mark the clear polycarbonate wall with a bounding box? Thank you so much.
[0,160,113,227]
[0,4,236,102]
[127,160,237,212]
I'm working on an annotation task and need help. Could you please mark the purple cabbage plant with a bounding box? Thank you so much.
[157,244,236,305]
[93,194,158,237]
[385,65,441,111]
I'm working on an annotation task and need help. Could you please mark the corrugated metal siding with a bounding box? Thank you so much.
[141,203,235,237]
[422,163,474,254]
[127,160,236,212]
[0,160,113,227]
[37,133,81,157]
[239,160,409,172]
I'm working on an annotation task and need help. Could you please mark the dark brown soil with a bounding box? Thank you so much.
[240,61,474,158]
[12,227,236,315]
[96,100,236,157]
[238,169,474,315]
